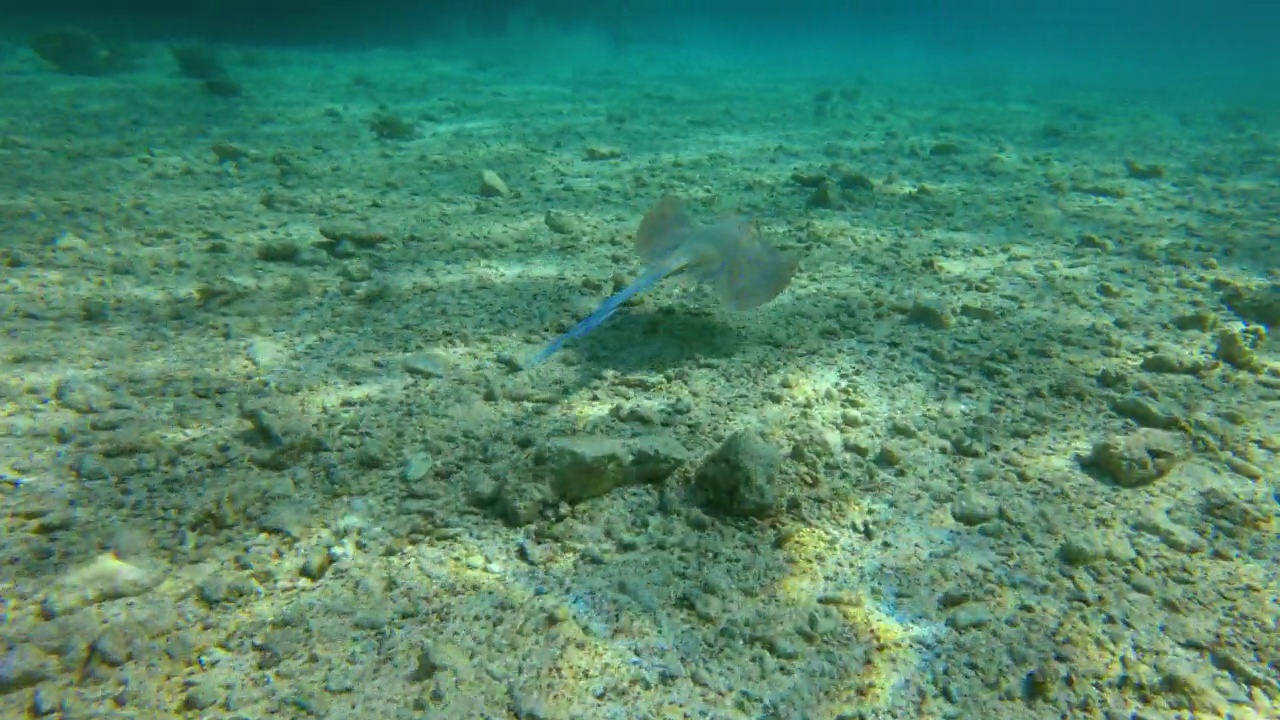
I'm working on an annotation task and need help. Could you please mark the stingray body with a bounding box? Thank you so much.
[524,196,797,368]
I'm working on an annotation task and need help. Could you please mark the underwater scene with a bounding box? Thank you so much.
[0,1,1277,718]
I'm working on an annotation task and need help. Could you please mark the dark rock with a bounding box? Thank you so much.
[169,44,227,80]
[694,429,785,518]
[30,29,135,76]
[536,434,688,504]
[1087,429,1184,487]
[1223,283,1280,328]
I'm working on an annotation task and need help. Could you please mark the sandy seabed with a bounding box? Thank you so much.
[1,30,1278,720]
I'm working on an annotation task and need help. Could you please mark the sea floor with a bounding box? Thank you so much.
[1,29,1278,720]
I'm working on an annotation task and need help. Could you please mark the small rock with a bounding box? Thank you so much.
[45,553,158,614]
[402,452,434,482]
[907,299,954,330]
[196,575,233,605]
[1059,533,1108,566]
[51,231,89,252]
[1215,327,1264,371]
[411,642,469,682]
[246,338,287,370]
[478,169,509,198]
[544,210,581,235]
[946,603,993,630]
[324,667,358,694]
[875,442,905,467]
[1132,511,1207,554]
[73,454,110,481]
[950,490,999,526]
[184,684,221,711]
[1140,351,1207,375]
[583,145,622,160]
[1124,159,1165,180]
[694,429,785,518]
[1109,394,1182,429]
[1222,283,1280,327]
[0,645,55,694]
[536,437,629,503]
[1087,429,1184,487]
[318,225,390,248]
[807,181,841,209]
[300,548,331,580]
[1172,311,1218,332]
[930,141,962,157]
[31,687,59,716]
[55,378,112,414]
[91,627,133,667]
[403,352,447,378]
[256,240,300,262]
[1222,455,1264,480]
[536,434,688,504]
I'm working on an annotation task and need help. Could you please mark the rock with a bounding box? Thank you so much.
[402,452,434,482]
[246,338,286,370]
[1124,159,1165,180]
[1109,394,1182,429]
[496,479,553,526]
[169,44,226,80]
[583,146,622,161]
[90,627,133,667]
[1133,510,1206,554]
[1215,328,1265,371]
[73,454,110,481]
[536,434,688,504]
[369,112,417,141]
[946,603,993,630]
[184,684,221,711]
[1159,662,1230,715]
[1087,429,1184,487]
[950,490,1000,526]
[478,169,509,198]
[1140,351,1208,375]
[1223,283,1280,327]
[30,29,134,76]
[317,225,390,248]
[694,429,785,518]
[54,378,112,414]
[544,210,581,235]
[907,299,954,330]
[402,352,447,378]
[1059,533,1108,566]
[44,553,159,614]
[625,434,691,484]
[411,641,470,682]
[536,438,628,503]
[930,141,962,157]
[1171,310,1218,332]
[300,548,331,580]
[256,240,300,263]
[0,644,55,694]
[807,181,841,209]
[31,687,59,715]
[1199,487,1270,531]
